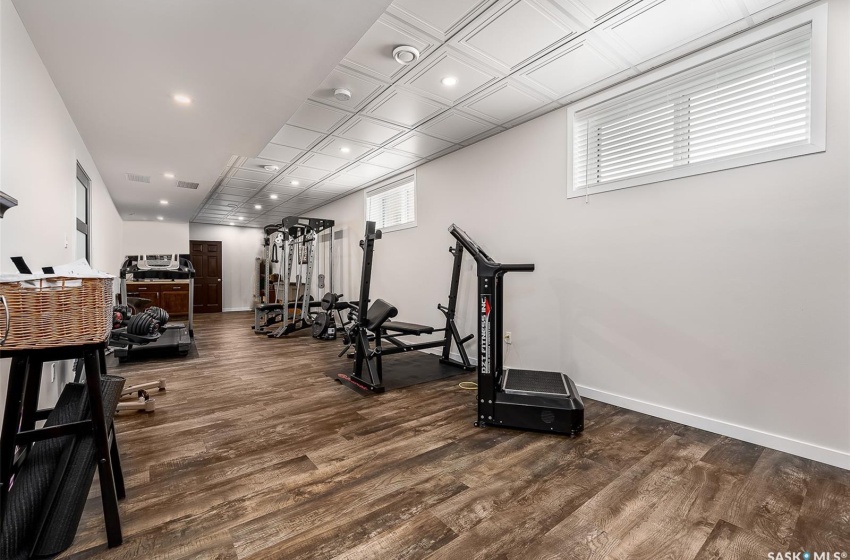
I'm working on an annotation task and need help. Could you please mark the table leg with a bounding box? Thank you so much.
[0,356,29,531]
[82,348,122,547]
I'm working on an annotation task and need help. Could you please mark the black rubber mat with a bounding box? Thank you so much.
[327,352,473,396]
[0,384,85,560]
[503,369,569,396]
[33,375,125,557]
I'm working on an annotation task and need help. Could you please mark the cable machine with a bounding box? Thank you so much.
[253,223,287,335]
[448,224,584,436]
[268,216,335,338]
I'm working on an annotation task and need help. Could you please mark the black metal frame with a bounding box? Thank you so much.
[0,342,124,548]
[448,224,584,435]
[337,222,474,394]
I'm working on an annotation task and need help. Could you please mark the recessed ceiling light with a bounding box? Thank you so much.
[173,94,192,104]
[270,194,278,199]
[254,204,262,209]
[160,199,168,205]
[238,217,245,221]
[340,147,351,154]
[229,222,235,226]
[264,165,280,172]
[441,76,458,87]
[163,172,175,179]
[156,216,164,221]
[291,180,300,186]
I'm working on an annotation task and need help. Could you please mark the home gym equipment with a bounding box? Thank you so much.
[268,216,335,338]
[253,223,287,334]
[335,221,474,394]
[448,224,584,435]
[116,254,194,361]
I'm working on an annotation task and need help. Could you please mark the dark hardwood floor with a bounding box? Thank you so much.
[61,311,850,559]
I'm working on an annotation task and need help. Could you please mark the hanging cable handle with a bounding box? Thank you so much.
[0,295,9,346]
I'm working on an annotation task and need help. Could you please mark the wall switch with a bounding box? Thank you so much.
[51,363,56,383]
[64,234,68,249]
[504,332,512,344]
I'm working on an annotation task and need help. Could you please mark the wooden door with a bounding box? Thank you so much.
[190,240,223,313]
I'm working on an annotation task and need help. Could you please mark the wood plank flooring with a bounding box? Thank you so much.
[60,311,850,559]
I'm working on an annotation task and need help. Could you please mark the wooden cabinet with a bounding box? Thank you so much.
[126,281,190,318]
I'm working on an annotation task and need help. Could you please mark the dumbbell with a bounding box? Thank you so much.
[127,312,160,336]
[144,306,170,327]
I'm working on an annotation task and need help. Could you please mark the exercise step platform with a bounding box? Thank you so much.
[502,369,572,397]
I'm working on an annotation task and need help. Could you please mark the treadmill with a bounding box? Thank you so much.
[115,254,194,361]
[448,224,584,435]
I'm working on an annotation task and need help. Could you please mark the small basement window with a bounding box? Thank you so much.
[365,173,416,233]
[568,5,826,198]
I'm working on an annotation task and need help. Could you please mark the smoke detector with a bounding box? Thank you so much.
[333,88,352,102]
[393,45,420,65]
[264,165,280,172]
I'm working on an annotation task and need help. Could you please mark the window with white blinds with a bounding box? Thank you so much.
[568,6,826,198]
[365,175,416,232]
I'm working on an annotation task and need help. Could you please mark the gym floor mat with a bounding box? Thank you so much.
[327,351,473,396]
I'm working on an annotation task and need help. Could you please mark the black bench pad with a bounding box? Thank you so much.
[381,321,435,336]
[257,303,283,312]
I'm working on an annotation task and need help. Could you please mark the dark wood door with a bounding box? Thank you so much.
[190,240,223,313]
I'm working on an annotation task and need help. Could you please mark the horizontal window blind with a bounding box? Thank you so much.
[573,24,813,191]
[366,179,415,231]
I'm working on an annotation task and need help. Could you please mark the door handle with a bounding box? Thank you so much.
[217,279,221,282]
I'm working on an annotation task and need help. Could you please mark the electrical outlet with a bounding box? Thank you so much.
[504,332,512,344]
[51,363,56,383]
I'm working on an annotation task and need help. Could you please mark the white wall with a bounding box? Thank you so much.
[122,221,189,256]
[0,0,125,412]
[189,223,264,311]
[312,2,850,469]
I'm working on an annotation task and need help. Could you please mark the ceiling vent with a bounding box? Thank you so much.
[177,181,200,190]
[126,173,150,183]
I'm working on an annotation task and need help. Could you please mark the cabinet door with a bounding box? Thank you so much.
[161,291,189,316]
[128,284,160,309]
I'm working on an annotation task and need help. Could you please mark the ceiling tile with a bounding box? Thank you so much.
[257,143,303,163]
[285,165,332,181]
[503,101,560,127]
[314,136,376,161]
[417,109,493,143]
[388,0,496,41]
[287,100,352,133]
[313,182,359,194]
[266,185,305,197]
[557,0,644,26]
[311,66,388,112]
[298,152,351,172]
[361,149,421,169]
[335,116,408,146]
[211,193,250,203]
[400,47,501,105]
[345,162,395,180]
[274,175,316,188]
[269,125,325,150]
[223,178,264,191]
[342,15,438,82]
[459,79,549,124]
[515,36,626,99]
[386,131,454,158]
[323,173,370,188]
[452,0,584,74]
[597,0,743,64]
[232,168,274,183]
[363,88,448,128]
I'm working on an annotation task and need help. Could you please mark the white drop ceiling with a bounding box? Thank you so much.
[196,0,812,228]
[13,0,816,228]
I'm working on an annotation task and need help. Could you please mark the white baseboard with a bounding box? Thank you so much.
[577,384,850,470]
[223,307,252,312]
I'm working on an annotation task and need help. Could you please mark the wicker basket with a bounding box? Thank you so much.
[0,276,113,350]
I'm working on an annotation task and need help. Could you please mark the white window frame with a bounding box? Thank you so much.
[363,171,417,234]
[567,4,827,199]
